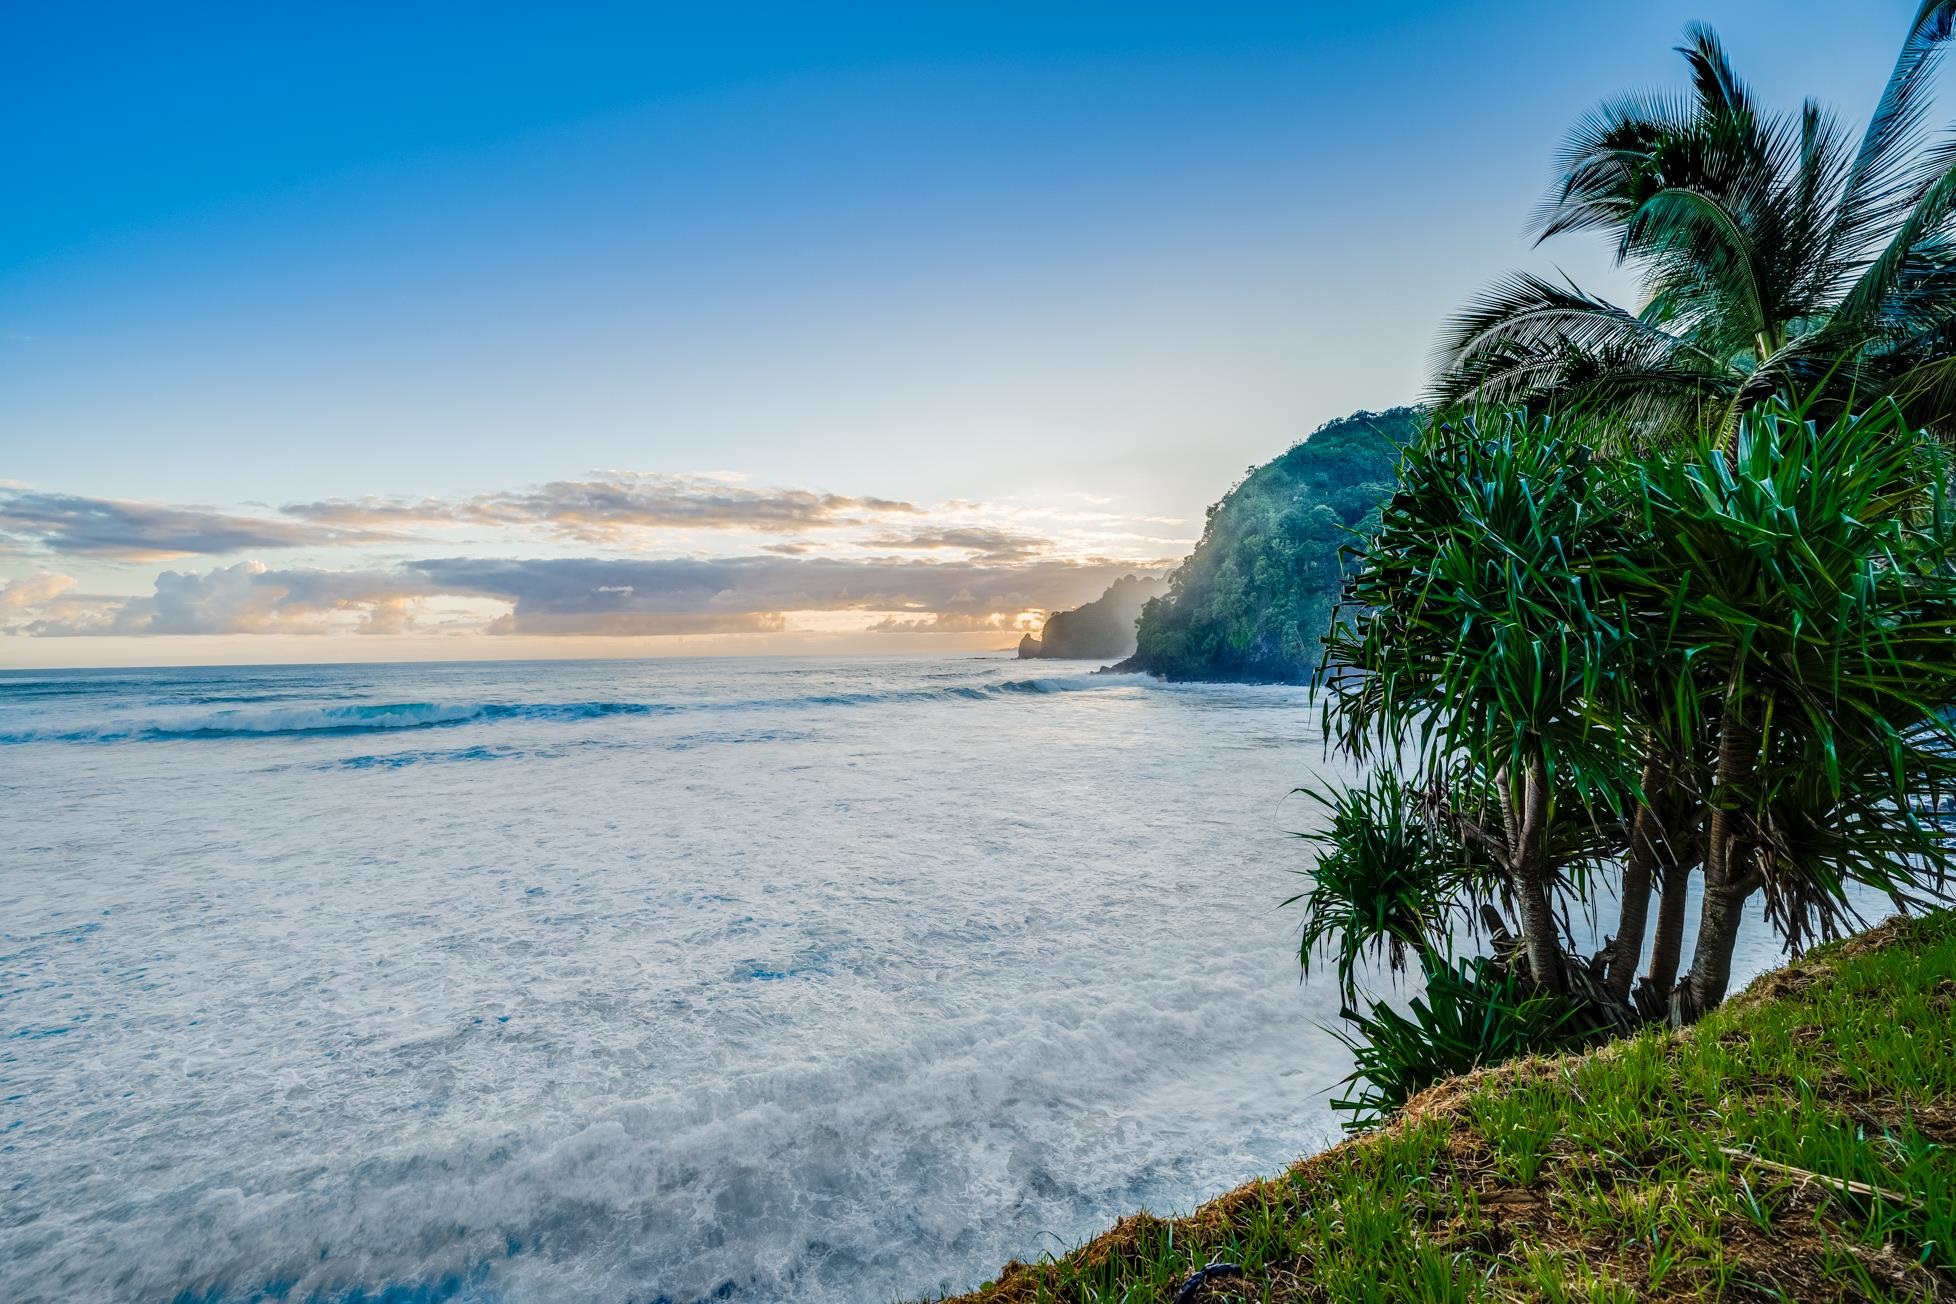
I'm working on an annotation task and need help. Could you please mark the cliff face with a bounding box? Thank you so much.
[1016,574,1161,660]
[1113,406,1421,683]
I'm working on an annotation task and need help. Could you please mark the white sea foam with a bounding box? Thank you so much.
[0,655,1817,1304]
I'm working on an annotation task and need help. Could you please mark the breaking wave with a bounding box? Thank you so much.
[0,675,1170,744]
[0,700,669,744]
[992,672,1157,694]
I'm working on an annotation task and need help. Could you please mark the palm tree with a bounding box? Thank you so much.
[1435,7,1956,438]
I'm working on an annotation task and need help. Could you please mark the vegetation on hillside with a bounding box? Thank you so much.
[1114,407,1420,683]
[1435,6,1956,439]
[948,912,1956,1303]
[1294,8,1956,1128]
[1306,398,1956,1125]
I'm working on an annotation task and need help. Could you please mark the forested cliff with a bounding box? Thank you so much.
[1112,407,1419,683]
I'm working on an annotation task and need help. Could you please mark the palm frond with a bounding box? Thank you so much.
[1832,142,1956,335]
[1444,14,1956,427]
[1830,1,1956,258]
[1433,272,1732,399]
[1678,24,1758,132]
[1531,91,1699,243]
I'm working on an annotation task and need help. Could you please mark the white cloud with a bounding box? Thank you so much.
[15,562,442,637]
[0,572,77,609]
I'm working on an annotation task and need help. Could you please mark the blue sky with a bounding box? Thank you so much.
[0,2,1927,663]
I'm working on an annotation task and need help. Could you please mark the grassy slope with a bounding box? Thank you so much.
[946,913,1956,1303]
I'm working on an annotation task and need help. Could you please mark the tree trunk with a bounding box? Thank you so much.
[1645,861,1690,995]
[1494,764,1521,856]
[1517,871,1562,994]
[1639,765,1695,1010]
[1604,762,1663,1002]
[1514,752,1564,993]
[1680,664,1757,1023]
[1679,872,1752,1025]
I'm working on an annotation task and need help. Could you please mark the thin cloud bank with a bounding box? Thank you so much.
[2,554,1169,639]
[410,554,1148,635]
[0,473,1189,645]
[1,474,930,561]
[284,473,923,542]
[0,490,391,561]
[2,474,1185,586]
[862,526,1053,562]
[868,612,1032,634]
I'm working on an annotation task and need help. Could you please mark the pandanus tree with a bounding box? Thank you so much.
[1317,410,1634,999]
[1304,400,1956,1121]
[1300,410,1640,1124]
[1434,7,1956,438]
[1611,399,1956,1018]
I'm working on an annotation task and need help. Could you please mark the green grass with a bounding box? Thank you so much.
[943,912,1956,1303]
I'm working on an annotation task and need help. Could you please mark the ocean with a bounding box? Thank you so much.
[0,655,1818,1303]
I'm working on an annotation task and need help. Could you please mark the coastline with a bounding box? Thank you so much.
[943,912,1956,1302]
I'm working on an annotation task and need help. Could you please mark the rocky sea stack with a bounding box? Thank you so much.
[1016,574,1161,660]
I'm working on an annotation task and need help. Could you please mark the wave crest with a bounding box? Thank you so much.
[0,700,668,744]
[992,673,1155,695]
[0,674,1168,744]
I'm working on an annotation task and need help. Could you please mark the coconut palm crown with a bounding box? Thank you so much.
[1434,5,1956,438]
